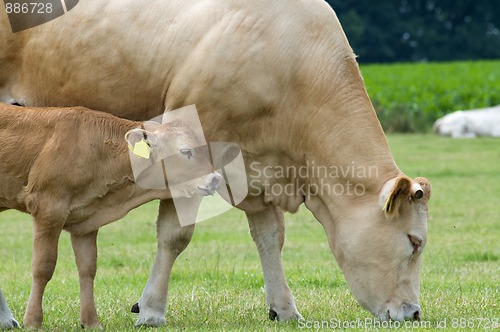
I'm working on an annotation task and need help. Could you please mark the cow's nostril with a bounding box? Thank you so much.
[413,310,421,321]
[269,308,278,321]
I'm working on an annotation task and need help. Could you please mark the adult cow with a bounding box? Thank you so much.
[0,0,431,327]
[433,105,500,138]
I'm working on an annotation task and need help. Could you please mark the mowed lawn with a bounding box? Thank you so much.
[0,134,498,331]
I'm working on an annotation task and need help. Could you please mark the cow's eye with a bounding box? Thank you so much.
[408,234,422,255]
[180,148,194,160]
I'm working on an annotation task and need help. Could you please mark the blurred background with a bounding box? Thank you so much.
[326,0,500,132]
[328,0,499,63]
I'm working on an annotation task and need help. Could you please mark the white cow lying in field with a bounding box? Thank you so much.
[0,103,220,328]
[433,105,500,138]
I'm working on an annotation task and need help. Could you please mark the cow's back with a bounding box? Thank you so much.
[2,0,393,179]
[4,0,348,135]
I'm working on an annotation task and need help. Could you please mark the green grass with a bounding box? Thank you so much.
[361,60,500,132]
[1,134,499,331]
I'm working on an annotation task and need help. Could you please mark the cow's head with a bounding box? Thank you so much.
[306,175,431,321]
[126,120,221,197]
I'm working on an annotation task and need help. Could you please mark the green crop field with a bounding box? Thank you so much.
[1,133,498,331]
[361,60,500,132]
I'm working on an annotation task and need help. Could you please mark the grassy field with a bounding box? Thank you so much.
[361,60,500,132]
[0,134,499,331]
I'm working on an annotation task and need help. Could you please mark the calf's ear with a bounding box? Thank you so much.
[380,175,412,218]
[125,128,158,147]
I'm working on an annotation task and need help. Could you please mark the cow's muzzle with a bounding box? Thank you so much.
[403,303,421,321]
[380,303,421,322]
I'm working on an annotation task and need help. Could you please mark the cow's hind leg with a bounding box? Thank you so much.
[0,289,19,329]
[70,231,100,329]
[23,215,65,329]
[133,199,195,327]
[246,207,302,321]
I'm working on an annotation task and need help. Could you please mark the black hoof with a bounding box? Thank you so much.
[269,309,278,321]
[131,302,140,313]
[12,319,20,328]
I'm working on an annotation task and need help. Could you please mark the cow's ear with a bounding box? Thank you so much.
[380,175,412,218]
[413,177,432,203]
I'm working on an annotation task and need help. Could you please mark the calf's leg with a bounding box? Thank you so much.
[70,231,100,329]
[246,207,302,321]
[133,199,195,327]
[23,217,64,329]
[0,289,19,329]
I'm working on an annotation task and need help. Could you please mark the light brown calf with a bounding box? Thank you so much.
[0,103,220,328]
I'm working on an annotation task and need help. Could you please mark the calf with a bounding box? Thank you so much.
[0,103,220,328]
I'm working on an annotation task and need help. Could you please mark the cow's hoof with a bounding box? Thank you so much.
[268,307,303,322]
[134,310,166,327]
[0,318,19,329]
[131,303,140,314]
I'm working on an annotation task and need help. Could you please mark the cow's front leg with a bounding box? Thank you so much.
[70,231,100,329]
[133,199,195,327]
[23,218,64,329]
[0,289,19,329]
[246,207,302,321]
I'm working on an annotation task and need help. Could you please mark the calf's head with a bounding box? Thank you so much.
[126,120,221,197]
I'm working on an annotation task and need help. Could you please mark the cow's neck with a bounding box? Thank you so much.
[240,53,401,219]
[299,57,401,236]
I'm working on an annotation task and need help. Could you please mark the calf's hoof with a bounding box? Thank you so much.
[80,321,102,330]
[23,317,42,330]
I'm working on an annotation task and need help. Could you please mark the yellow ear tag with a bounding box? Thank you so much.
[133,139,150,159]
[383,197,393,213]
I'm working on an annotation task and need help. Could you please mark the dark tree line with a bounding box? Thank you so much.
[326,0,500,63]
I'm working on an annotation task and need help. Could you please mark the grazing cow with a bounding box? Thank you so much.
[0,103,220,328]
[433,105,500,138]
[0,0,431,326]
